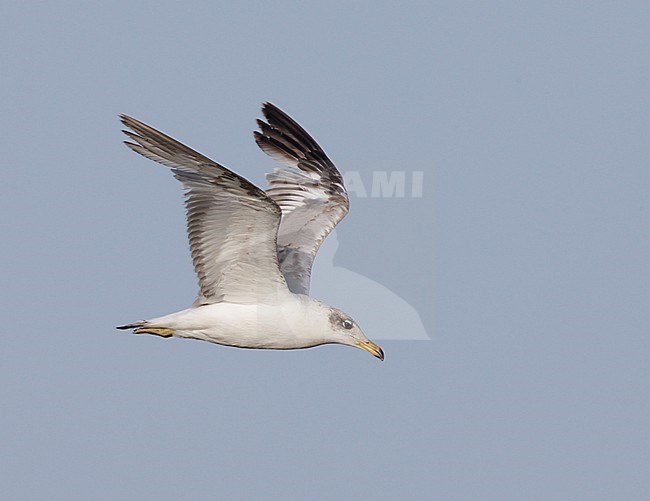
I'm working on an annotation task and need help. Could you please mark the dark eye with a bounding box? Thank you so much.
[342,319,353,330]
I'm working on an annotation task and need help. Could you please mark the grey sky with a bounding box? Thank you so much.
[1,1,649,499]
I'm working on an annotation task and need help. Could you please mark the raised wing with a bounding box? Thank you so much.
[254,102,349,295]
[121,115,288,305]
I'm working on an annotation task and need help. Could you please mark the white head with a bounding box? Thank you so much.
[309,300,384,361]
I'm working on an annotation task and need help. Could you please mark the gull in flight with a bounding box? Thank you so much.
[117,103,384,361]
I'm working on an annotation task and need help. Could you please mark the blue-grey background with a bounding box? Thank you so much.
[1,2,648,499]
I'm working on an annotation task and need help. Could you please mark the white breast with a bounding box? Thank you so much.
[147,295,328,350]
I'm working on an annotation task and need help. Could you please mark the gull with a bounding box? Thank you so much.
[116,103,384,361]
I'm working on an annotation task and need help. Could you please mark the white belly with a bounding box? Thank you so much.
[146,297,326,350]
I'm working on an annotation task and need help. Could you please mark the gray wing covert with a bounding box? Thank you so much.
[121,114,288,305]
[254,103,349,295]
